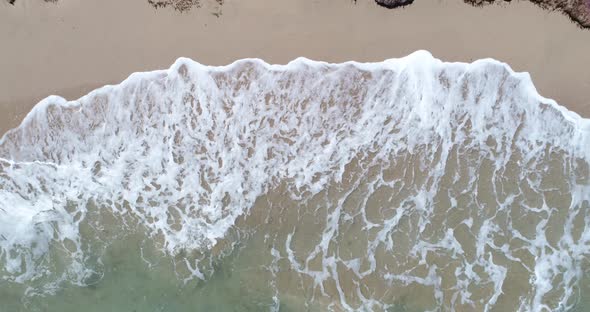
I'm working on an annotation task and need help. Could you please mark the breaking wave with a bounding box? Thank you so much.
[0,51,589,311]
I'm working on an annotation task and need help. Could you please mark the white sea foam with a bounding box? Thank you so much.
[0,51,588,311]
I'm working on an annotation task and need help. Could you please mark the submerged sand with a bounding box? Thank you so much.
[0,0,589,136]
[1,54,588,311]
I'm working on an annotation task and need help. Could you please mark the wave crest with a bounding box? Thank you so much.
[0,51,589,311]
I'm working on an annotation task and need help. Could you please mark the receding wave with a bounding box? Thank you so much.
[0,51,589,311]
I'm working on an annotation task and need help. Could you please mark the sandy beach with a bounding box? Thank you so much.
[0,0,589,134]
[2,1,590,310]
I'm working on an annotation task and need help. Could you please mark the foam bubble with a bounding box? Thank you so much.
[0,51,588,310]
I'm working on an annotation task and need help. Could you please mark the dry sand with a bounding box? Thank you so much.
[1,0,589,136]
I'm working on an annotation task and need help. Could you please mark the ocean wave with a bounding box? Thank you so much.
[0,51,589,311]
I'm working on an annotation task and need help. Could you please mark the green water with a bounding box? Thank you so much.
[572,275,590,312]
[3,201,589,312]
[4,233,279,312]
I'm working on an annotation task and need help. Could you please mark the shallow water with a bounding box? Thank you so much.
[0,51,589,311]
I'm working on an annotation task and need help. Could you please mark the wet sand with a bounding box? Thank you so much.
[0,0,589,136]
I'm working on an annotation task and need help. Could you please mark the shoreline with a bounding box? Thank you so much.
[1,0,590,136]
[3,53,589,148]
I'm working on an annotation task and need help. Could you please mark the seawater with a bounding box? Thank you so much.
[0,51,589,311]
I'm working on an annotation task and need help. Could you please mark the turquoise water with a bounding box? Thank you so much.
[5,233,588,312]
[7,231,278,312]
[5,229,426,312]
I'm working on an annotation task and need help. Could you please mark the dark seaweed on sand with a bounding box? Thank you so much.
[4,0,589,29]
